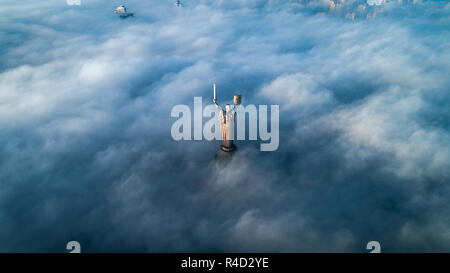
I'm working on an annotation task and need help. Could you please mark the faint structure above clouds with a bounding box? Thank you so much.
[66,0,81,5]
[367,0,386,6]
[115,5,134,18]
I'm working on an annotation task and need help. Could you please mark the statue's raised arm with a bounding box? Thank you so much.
[230,94,241,114]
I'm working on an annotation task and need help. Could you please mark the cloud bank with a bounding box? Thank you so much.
[0,0,449,252]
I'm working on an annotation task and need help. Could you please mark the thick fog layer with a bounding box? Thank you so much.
[0,0,449,252]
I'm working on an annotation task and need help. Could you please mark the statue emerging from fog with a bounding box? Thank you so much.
[213,84,241,152]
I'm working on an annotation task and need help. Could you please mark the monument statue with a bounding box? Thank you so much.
[213,83,241,152]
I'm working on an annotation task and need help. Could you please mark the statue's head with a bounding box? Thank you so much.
[225,104,231,111]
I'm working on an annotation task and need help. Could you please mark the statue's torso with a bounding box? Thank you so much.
[219,110,235,125]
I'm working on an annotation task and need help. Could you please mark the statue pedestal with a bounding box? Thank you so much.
[216,145,237,161]
[220,144,236,152]
[221,138,236,152]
